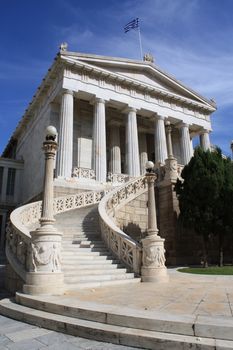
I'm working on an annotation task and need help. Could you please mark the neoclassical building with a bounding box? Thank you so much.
[2,46,215,205]
[0,45,217,280]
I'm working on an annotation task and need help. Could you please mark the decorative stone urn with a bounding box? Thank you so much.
[23,126,64,295]
[141,161,169,282]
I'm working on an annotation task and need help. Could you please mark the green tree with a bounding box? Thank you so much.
[174,147,233,267]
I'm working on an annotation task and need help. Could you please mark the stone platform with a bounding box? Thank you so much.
[1,269,233,349]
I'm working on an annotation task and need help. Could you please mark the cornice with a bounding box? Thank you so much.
[61,55,216,114]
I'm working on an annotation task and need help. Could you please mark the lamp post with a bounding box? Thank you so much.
[141,161,168,282]
[23,126,64,295]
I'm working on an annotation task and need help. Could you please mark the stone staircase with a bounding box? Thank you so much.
[54,204,140,290]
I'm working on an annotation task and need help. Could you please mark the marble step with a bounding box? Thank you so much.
[64,268,127,276]
[61,255,118,262]
[62,245,109,254]
[62,263,125,271]
[62,258,121,265]
[0,297,227,349]
[62,251,111,257]
[64,273,135,283]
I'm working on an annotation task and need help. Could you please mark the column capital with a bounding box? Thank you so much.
[155,114,166,121]
[95,97,105,104]
[199,128,211,135]
[62,89,74,96]
[176,121,189,129]
[122,106,137,114]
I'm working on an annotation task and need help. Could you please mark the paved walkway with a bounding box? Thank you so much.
[65,268,233,318]
[1,267,233,349]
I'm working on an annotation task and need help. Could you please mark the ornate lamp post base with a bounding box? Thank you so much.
[141,161,169,283]
[141,235,169,282]
[24,225,64,295]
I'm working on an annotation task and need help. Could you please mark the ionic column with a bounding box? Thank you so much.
[57,89,74,178]
[109,122,121,174]
[190,138,194,157]
[93,98,107,182]
[179,123,192,165]
[139,133,148,175]
[125,108,140,176]
[200,129,211,151]
[154,115,168,164]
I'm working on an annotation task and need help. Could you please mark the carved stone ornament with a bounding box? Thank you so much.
[28,240,61,273]
[143,244,166,268]
[60,42,68,51]
[143,53,154,63]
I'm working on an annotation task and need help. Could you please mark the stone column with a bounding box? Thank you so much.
[24,126,64,295]
[109,122,121,174]
[93,98,107,182]
[139,133,148,175]
[141,164,168,283]
[154,115,168,164]
[200,129,211,151]
[179,123,192,165]
[125,108,140,176]
[164,122,178,182]
[190,138,194,157]
[56,89,74,178]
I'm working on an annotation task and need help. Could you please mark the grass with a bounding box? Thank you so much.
[178,266,233,275]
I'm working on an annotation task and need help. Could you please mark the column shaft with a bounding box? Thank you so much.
[109,124,121,174]
[139,133,148,175]
[126,108,140,176]
[93,98,106,182]
[180,123,192,165]
[155,116,168,163]
[200,131,211,151]
[57,90,74,178]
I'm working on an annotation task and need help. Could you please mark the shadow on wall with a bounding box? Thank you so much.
[123,223,147,242]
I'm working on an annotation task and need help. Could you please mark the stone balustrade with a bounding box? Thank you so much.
[98,176,147,274]
[72,167,96,180]
[6,190,105,282]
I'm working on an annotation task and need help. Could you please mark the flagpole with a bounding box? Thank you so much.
[138,26,143,60]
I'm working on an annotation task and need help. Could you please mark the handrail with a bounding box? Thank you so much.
[98,176,147,274]
[6,190,105,281]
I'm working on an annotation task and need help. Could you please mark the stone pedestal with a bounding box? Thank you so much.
[141,235,168,282]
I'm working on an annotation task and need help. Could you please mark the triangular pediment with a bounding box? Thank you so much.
[61,52,216,110]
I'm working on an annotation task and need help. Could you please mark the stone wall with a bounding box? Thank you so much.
[4,263,24,294]
[115,192,148,242]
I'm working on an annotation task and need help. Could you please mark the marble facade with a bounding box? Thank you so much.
[2,47,216,203]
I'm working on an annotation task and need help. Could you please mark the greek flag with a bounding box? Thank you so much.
[124,18,139,33]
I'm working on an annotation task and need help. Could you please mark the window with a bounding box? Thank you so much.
[0,167,3,195]
[6,168,16,196]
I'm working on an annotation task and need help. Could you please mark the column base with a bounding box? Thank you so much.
[141,234,169,283]
[141,266,169,283]
[23,272,64,295]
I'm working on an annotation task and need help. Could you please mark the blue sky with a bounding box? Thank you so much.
[1,0,233,156]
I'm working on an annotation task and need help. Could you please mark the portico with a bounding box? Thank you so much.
[54,92,213,183]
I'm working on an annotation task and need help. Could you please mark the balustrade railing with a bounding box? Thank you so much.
[72,167,96,180]
[107,172,130,184]
[6,190,105,281]
[98,176,147,274]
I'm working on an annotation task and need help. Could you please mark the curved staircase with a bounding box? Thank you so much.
[55,205,139,289]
